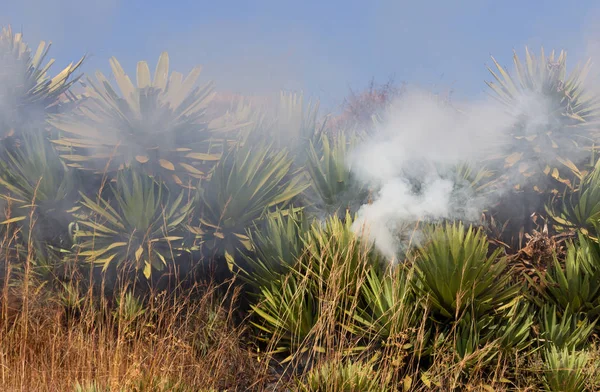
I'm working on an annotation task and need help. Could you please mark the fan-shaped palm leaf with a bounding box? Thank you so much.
[486,47,600,193]
[71,169,193,279]
[413,222,520,320]
[239,207,309,290]
[548,159,600,239]
[540,235,600,316]
[51,52,242,185]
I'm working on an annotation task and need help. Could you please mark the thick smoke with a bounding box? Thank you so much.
[348,85,582,260]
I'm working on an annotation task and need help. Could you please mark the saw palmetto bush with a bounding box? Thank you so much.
[0,132,78,258]
[538,235,600,317]
[487,47,600,247]
[305,132,369,217]
[8,25,600,390]
[539,305,596,351]
[296,213,385,325]
[50,52,238,185]
[436,295,533,373]
[345,265,427,358]
[446,162,497,209]
[238,207,309,290]
[549,159,600,240]
[71,169,193,280]
[487,47,600,192]
[244,91,322,154]
[410,222,535,374]
[413,222,520,320]
[251,271,319,359]
[191,142,309,267]
[301,212,384,285]
[251,213,384,359]
[0,26,84,148]
[274,92,322,153]
[348,265,416,338]
[296,360,391,392]
[542,346,591,392]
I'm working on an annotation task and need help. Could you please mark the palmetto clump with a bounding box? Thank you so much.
[191,142,308,267]
[71,169,193,280]
[297,360,391,392]
[0,26,83,149]
[486,47,600,248]
[51,52,241,186]
[542,346,590,392]
[487,47,600,192]
[0,132,78,255]
[305,132,369,218]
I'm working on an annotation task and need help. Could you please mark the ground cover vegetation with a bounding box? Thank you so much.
[2,26,600,391]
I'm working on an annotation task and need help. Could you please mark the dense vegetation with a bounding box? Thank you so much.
[3,26,600,391]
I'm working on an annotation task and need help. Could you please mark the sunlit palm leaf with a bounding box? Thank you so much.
[50,52,243,185]
[413,222,520,320]
[297,360,390,392]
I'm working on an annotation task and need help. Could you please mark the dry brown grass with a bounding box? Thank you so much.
[1,214,600,391]
[0,246,262,391]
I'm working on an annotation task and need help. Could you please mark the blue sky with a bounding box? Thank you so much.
[2,0,600,110]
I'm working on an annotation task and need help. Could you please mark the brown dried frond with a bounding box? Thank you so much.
[506,227,573,287]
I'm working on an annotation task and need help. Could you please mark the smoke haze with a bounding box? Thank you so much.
[2,1,600,260]
[348,90,509,258]
[349,76,599,259]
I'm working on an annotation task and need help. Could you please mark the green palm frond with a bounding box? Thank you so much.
[301,212,384,287]
[541,235,600,316]
[449,162,497,197]
[346,265,429,357]
[452,312,500,368]
[413,222,520,320]
[250,213,382,359]
[275,91,321,149]
[244,91,322,152]
[349,266,416,338]
[539,304,595,351]
[250,272,319,358]
[493,297,534,352]
[239,207,309,290]
[50,52,242,185]
[542,346,590,392]
[297,360,391,392]
[71,169,193,279]
[548,159,600,239]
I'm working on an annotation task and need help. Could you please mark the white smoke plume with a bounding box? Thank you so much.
[349,88,562,260]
